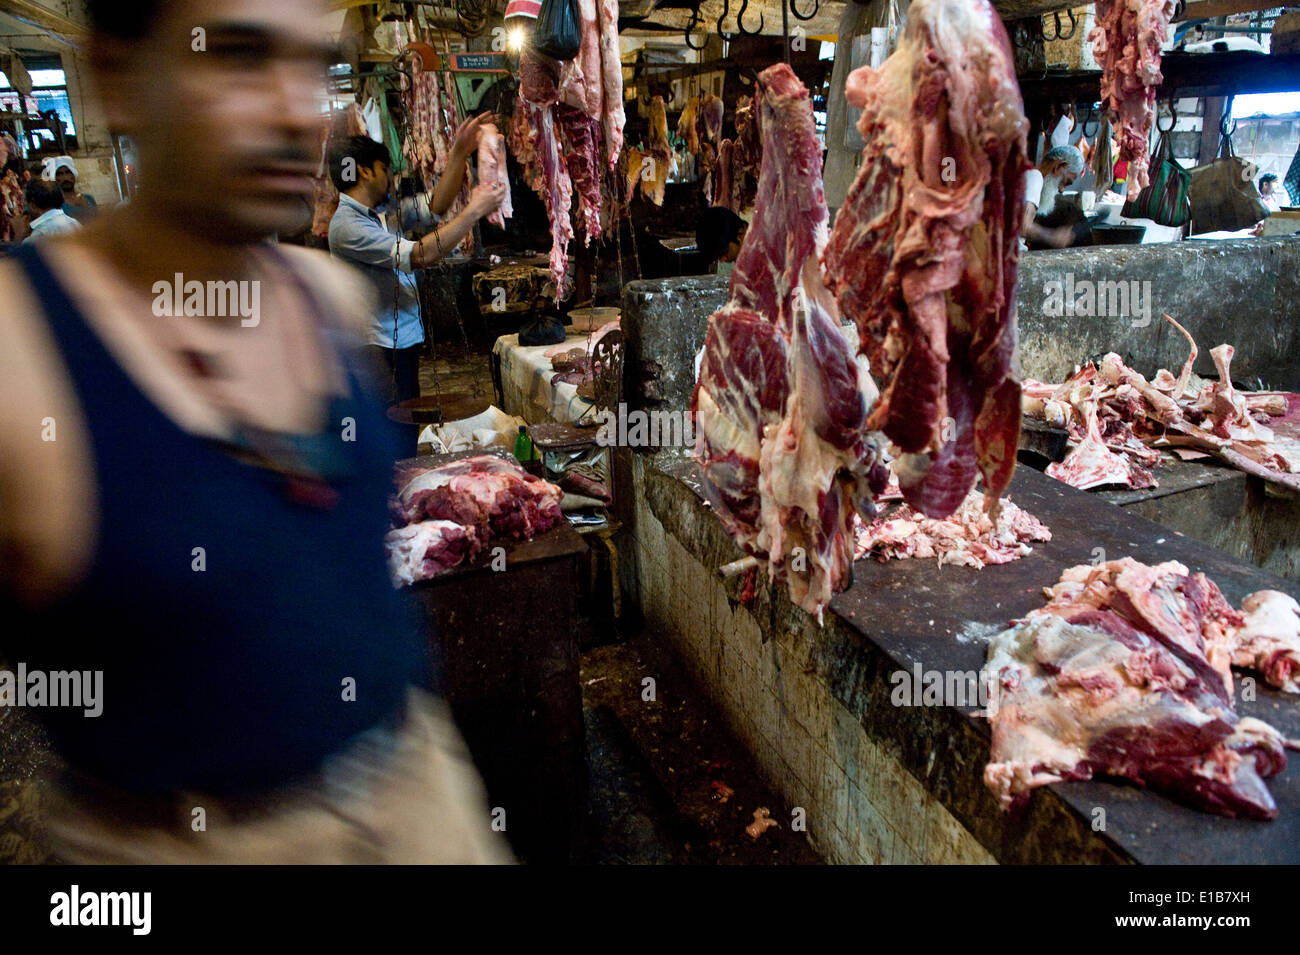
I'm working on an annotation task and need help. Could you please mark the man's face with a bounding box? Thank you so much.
[1261,180,1274,196]
[363,160,393,206]
[721,225,747,263]
[55,168,75,193]
[95,0,330,241]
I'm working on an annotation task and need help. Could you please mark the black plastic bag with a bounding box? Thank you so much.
[533,0,581,61]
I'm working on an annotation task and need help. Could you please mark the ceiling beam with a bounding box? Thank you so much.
[0,0,88,39]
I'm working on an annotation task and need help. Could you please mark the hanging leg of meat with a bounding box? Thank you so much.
[596,0,625,169]
[822,0,1029,519]
[693,64,885,622]
[1089,0,1176,201]
[477,123,513,229]
[642,95,674,206]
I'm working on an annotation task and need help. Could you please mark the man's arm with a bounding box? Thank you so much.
[1021,202,1073,249]
[409,181,505,268]
[427,113,496,215]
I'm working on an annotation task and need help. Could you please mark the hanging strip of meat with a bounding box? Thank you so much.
[556,104,602,244]
[700,93,724,144]
[1089,0,1176,202]
[715,138,734,211]
[822,0,1029,520]
[596,0,625,169]
[678,96,701,155]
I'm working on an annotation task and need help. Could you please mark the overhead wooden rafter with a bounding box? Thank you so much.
[0,0,89,40]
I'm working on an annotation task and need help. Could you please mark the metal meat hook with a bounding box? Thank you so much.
[1055,8,1077,40]
[790,0,819,21]
[685,4,709,49]
[737,0,764,35]
[717,0,733,40]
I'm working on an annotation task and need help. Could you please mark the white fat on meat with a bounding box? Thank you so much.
[1229,591,1300,693]
[384,520,480,587]
[477,123,512,229]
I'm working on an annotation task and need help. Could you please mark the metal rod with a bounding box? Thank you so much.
[782,0,790,62]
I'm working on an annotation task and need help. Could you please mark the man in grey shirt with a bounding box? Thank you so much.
[327,125,504,403]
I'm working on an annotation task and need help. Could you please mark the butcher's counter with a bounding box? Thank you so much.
[401,453,589,863]
[623,450,1300,864]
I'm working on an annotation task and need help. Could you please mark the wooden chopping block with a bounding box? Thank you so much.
[473,265,549,316]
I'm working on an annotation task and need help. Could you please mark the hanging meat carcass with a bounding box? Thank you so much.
[693,64,887,622]
[1089,0,1176,202]
[822,0,1030,520]
[678,95,701,155]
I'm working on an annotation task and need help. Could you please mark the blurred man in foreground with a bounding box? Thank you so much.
[0,0,507,863]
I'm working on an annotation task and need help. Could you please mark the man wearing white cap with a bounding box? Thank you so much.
[42,155,98,222]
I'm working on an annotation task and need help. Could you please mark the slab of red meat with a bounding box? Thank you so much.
[984,612,1288,819]
[385,520,482,587]
[678,96,700,155]
[556,104,602,245]
[508,106,541,195]
[477,122,513,229]
[1089,0,1176,202]
[595,0,625,168]
[692,64,885,621]
[390,454,563,541]
[823,0,1029,520]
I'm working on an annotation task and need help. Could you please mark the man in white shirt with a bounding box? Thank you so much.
[1022,145,1085,250]
[22,179,82,242]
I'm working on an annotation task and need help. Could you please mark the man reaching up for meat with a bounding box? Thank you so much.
[328,127,505,403]
[1021,145,1085,250]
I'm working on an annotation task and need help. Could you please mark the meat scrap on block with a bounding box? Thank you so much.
[982,557,1300,819]
[386,455,564,586]
[822,0,1030,520]
[692,63,887,623]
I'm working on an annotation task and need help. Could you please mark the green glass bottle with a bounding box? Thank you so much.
[513,425,535,464]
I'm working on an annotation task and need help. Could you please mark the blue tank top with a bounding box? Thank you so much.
[3,244,426,796]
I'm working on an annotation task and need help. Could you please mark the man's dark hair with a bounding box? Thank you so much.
[1260,173,1279,185]
[327,135,390,192]
[86,0,161,40]
[696,206,746,263]
[26,179,63,214]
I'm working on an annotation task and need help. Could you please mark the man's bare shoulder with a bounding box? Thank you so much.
[273,244,377,341]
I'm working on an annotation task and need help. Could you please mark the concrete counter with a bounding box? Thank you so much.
[625,452,1300,864]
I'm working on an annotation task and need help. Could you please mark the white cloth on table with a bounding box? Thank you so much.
[492,332,598,424]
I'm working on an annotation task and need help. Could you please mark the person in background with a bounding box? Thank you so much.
[0,0,508,864]
[42,156,98,222]
[328,129,503,405]
[1259,173,1282,213]
[696,205,748,275]
[22,178,82,241]
[1022,145,1086,249]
